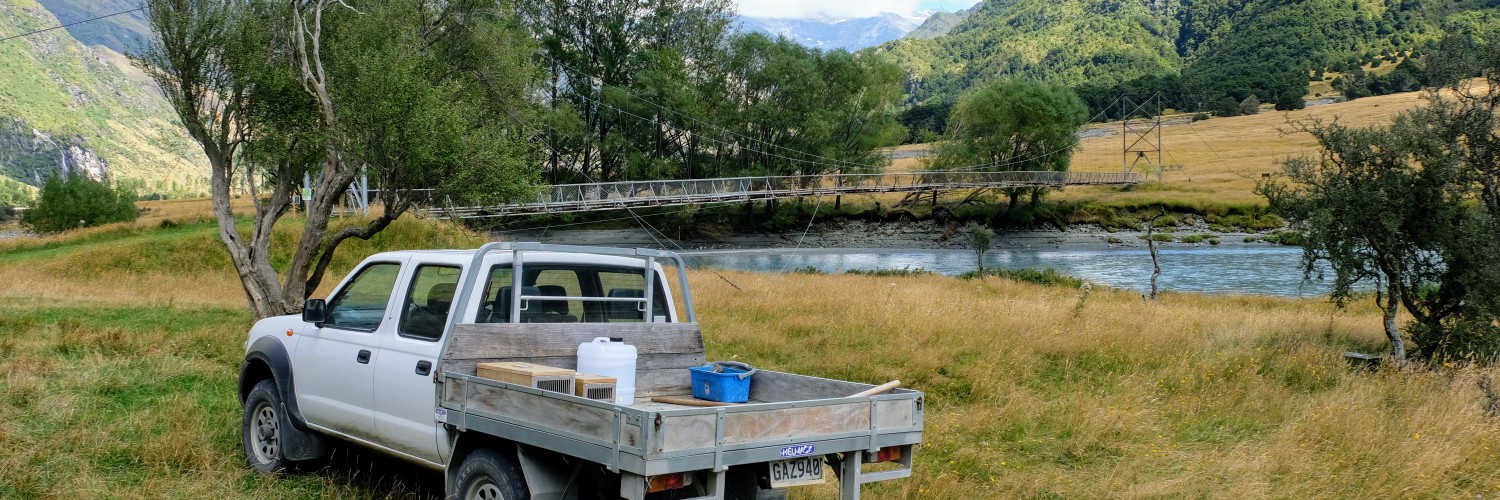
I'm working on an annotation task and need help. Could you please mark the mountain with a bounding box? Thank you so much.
[876,0,1491,109]
[0,0,208,197]
[905,7,972,39]
[34,0,151,54]
[735,11,932,51]
[877,0,1182,105]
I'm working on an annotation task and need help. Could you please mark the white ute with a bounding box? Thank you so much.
[239,243,925,499]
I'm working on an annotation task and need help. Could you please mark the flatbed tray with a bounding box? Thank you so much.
[439,369,924,476]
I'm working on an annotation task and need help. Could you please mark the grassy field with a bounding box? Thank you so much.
[3,216,1500,498]
[887,89,1434,211]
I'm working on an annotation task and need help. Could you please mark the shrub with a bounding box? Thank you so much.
[20,176,138,234]
[1191,112,1210,122]
[959,268,1084,288]
[1213,96,1241,117]
[846,267,931,277]
[1239,95,1261,115]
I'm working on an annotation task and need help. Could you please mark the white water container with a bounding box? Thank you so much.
[577,337,637,405]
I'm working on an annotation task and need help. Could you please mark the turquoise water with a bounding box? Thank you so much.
[683,246,1337,298]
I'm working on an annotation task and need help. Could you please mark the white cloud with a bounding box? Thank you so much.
[734,0,926,18]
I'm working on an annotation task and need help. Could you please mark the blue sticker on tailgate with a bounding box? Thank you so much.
[779,444,815,458]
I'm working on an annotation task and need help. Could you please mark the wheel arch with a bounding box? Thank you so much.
[240,336,309,430]
[240,336,327,462]
[446,432,521,494]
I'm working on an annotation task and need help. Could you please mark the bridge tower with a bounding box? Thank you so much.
[1119,93,1163,177]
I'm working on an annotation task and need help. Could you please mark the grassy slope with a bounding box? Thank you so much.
[886,89,1430,210]
[0,0,208,194]
[3,214,1499,497]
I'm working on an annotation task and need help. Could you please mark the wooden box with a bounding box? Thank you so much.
[476,362,575,395]
[573,373,618,402]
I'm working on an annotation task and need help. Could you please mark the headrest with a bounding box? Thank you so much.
[427,282,456,311]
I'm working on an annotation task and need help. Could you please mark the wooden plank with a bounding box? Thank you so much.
[721,403,870,445]
[464,382,616,442]
[747,371,870,403]
[446,364,692,399]
[446,323,704,360]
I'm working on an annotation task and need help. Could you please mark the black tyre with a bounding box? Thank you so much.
[724,465,787,500]
[452,447,530,500]
[242,379,287,474]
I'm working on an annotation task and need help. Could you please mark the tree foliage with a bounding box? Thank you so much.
[930,79,1088,211]
[521,1,905,183]
[881,0,1481,127]
[139,0,539,319]
[1260,88,1500,360]
[21,175,137,233]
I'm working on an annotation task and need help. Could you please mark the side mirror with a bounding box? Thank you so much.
[302,299,327,326]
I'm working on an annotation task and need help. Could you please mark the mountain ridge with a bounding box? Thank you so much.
[735,11,933,51]
[0,0,208,197]
[875,0,1491,109]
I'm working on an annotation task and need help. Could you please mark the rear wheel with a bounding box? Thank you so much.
[452,447,529,500]
[725,465,787,500]
[242,379,286,473]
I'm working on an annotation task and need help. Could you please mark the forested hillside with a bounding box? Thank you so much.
[878,0,1500,126]
[0,0,207,197]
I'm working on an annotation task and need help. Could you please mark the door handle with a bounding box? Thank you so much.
[357,350,371,364]
[415,360,432,376]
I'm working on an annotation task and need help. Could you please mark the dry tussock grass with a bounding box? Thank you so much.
[5,215,1498,497]
[1066,90,1447,207]
[689,270,1500,498]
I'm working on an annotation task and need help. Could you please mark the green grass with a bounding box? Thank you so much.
[0,305,445,498]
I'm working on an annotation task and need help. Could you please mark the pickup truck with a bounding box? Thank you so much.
[239,242,924,499]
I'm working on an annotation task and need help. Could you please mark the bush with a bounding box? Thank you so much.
[0,203,15,223]
[846,267,931,277]
[1191,112,1211,122]
[959,268,1084,288]
[21,176,138,234]
[1213,96,1242,117]
[1239,95,1261,115]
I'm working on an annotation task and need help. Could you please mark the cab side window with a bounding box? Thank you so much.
[325,263,401,332]
[399,265,461,341]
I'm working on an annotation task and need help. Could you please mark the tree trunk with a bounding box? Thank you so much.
[1147,210,1165,302]
[1383,282,1406,360]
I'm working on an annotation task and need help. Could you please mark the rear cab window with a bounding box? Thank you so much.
[479,264,671,323]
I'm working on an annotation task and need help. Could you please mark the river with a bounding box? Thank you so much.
[682,246,1337,298]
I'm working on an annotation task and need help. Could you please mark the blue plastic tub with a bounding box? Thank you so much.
[689,362,756,403]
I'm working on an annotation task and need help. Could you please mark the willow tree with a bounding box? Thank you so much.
[930,79,1087,212]
[139,0,539,319]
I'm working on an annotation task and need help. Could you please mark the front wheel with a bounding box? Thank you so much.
[452,447,530,500]
[242,379,287,473]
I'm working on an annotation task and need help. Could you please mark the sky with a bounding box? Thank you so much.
[735,0,980,19]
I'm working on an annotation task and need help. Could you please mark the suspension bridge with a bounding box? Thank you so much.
[423,170,1142,219]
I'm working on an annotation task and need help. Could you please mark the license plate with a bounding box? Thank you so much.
[769,456,825,488]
